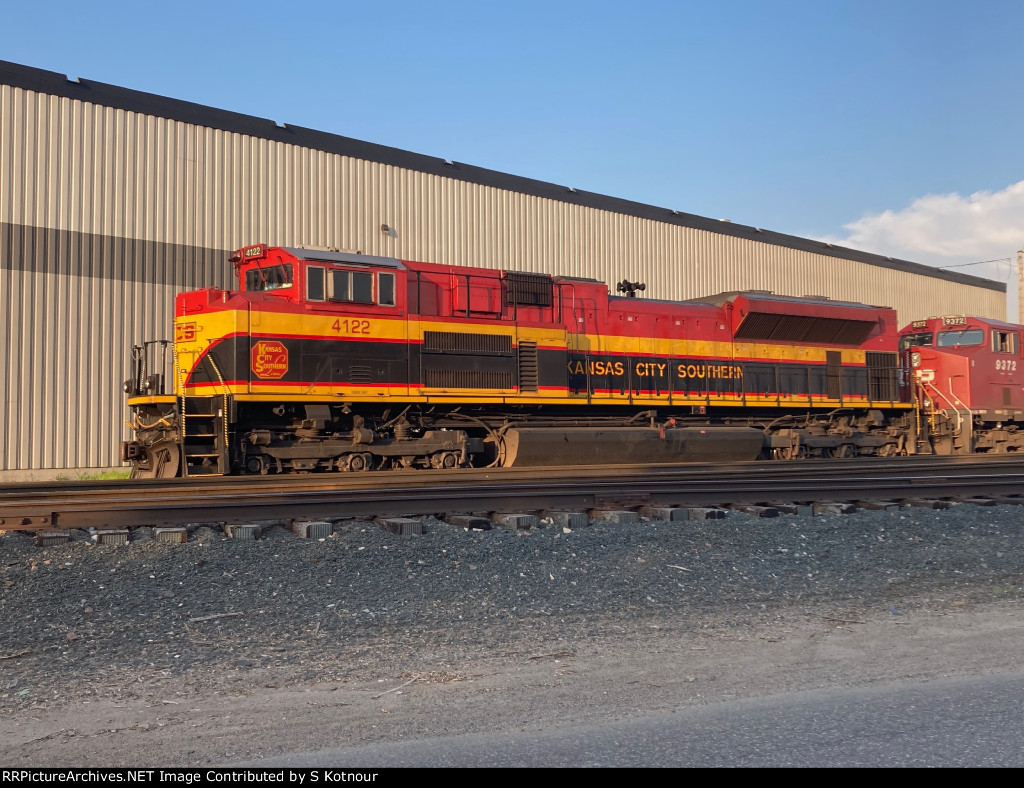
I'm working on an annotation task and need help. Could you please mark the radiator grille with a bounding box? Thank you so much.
[505,271,553,307]
[736,313,874,345]
[865,351,899,402]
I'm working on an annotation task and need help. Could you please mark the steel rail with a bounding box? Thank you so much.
[2,456,1024,531]
[2,454,1021,499]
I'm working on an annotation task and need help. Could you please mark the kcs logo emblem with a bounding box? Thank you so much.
[251,340,289,379]
[176,322,197,343]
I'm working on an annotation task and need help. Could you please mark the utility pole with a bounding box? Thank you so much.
[1019,249,1023,325]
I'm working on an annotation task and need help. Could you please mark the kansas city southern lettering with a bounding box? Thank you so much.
[568,360,626,376]
[677,363,743,380]
[634,362,667,376]
[567,359,742,380]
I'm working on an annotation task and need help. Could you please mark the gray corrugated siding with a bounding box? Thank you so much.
[0,82,1008,472]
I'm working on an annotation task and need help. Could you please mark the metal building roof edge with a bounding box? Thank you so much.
[0,59,1005,295]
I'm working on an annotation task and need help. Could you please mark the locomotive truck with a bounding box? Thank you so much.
[120,243,1017,478]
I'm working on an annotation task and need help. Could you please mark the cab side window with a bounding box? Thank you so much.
[245,264,293,292]
[330,270,373,303]
[327,268,394,305]
[330,270,352,302]
[351,272,374,304]
[993,330,1018,354]
[307,267,325,301]
[378,272,396,306]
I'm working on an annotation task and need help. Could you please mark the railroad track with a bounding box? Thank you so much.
[2,455,1024,533]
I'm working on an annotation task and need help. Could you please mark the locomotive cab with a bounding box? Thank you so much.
[233,244,403,309]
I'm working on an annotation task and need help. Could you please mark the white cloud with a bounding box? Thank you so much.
[817,180,1024,281]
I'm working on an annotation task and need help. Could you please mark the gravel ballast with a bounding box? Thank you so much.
[1,501,1022,765]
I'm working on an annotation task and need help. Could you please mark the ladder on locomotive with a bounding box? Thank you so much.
[181,396,229,476]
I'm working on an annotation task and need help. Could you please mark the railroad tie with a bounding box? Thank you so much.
[223,523,262,540]
[854,500,902,512]
[491,513,539,530]
[590,509,640,524]
[544,511,590,529]
[812,502,858,515]
[33,530,69,547]
[291,521,334,539]
[899,498,952,510]
[93,529,130,546]
[375,517,425,536]
[154,527,189,544]
[729,505,779,518]
[444,514,494,530]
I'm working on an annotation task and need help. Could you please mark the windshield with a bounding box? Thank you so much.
[936,328,984,347]
[898,332,933,352]
[245,264,293,292]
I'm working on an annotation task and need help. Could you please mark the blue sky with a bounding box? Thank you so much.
[5,0,1023,293]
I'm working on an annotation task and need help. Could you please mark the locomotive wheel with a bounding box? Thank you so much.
[877,443,905,458]
[340,452,374,472]
[245,455,270,474]
[772,444,806,461]
[131,441,180,479]
[430,451,459,469]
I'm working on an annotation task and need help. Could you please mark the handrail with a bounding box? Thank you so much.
[920,376,970,436]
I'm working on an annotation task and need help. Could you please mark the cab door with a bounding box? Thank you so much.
[604,312,639,403]
[567,300,598,400]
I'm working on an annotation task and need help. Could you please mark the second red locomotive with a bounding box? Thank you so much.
[901,315,1024,454]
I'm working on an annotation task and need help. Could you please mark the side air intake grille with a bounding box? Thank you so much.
[348,365,372,384]
[423,331,513,355]
[518,341,538,392]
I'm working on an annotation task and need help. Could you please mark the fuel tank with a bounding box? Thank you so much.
[496,426,765,467]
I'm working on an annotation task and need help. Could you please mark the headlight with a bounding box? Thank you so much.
[911,352,921,367]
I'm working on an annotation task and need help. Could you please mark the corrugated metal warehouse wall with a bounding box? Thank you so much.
[0,62,1007,474]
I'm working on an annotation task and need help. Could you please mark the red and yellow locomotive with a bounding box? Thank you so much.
[123,243,916,477]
